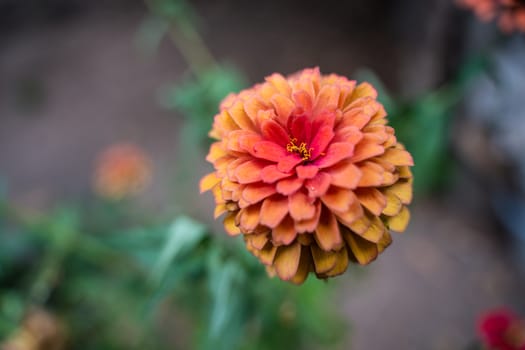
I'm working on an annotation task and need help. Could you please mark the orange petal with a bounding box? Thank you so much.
[305,172,331,198]
[314,85,339,115]
[228,100,256,131]
[289,191,316,221]
[351,82,378,99]
[238,205,261,232]
[294,201,321,233]
[351,140,385,163]
[271,94,295,124]
[335,192,364,226]
[321,186,353,213]
[355,188,387,216]
[242,184,277,205]
[265,73,291,97]
[316,142,354,168]
[292,90,313,113]
[387,206,410,232]
[246,233,270,250]
[224,212,241,236]
[311,244,337,274]
[272,216,297,245]
[261,165,291,183]
[343,229,378,265]
[356,161,384,187]
[200,172,220,193]
[260,196,289,228]
[382,148,414,166]
[243,97,267,123]
[276,177,304,195]
[274,242,302,281]
[234,160,264,184]
[341,110,371,130]
[314,206,343,251]
[326,161,362,189]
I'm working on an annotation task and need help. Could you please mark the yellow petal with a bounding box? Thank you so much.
[322,247,349,277]
[346,214,371,235]
[382,147,414,166]
[377,231,392,253]
[290,247,311,285]
[387,206,410,232]
[274,242,302,281]
[351,82,378,99]
[200,172,220,193]
[224,212,241,236]
[258,243,277,265]
[229,100,257,130]
[385,179,413,204]
[382,191,402,216]
[359,215,385,243]
[311,244,337,274]
[343,229,378,265]
[214,203,228,218]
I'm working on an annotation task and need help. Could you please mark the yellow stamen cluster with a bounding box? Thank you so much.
[286,138,313,161]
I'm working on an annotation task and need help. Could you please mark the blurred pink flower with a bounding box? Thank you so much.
[478,308,525,350]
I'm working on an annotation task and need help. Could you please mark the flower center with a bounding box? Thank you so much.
[286,138,313,161]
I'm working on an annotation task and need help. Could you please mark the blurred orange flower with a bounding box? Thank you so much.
[1,308,66,350]
[458,0,525,33]
[200,68,413,284]
[93,143,152,200]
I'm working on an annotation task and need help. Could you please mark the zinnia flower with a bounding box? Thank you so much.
[478,308,525,350]
[93,142,152,200]
[200,68,413,284]
[458,0,525,33]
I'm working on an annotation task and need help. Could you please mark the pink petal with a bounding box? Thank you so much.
[296,165,319,179]
[261,119,289,147]
[277,154,303,173]
[252,141,287,162]
[316,142,354,168]
[261,165,292,183]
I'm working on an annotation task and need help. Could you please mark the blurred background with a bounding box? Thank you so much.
[1,0,525,349]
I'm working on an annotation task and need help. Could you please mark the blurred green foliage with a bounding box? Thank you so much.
[0,199,345,349]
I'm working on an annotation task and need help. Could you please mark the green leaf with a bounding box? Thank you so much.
[150,216,207,285]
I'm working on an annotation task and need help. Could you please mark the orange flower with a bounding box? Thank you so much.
[93,143,152,200]
[200,68,413,284]
[458,0,525,33]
